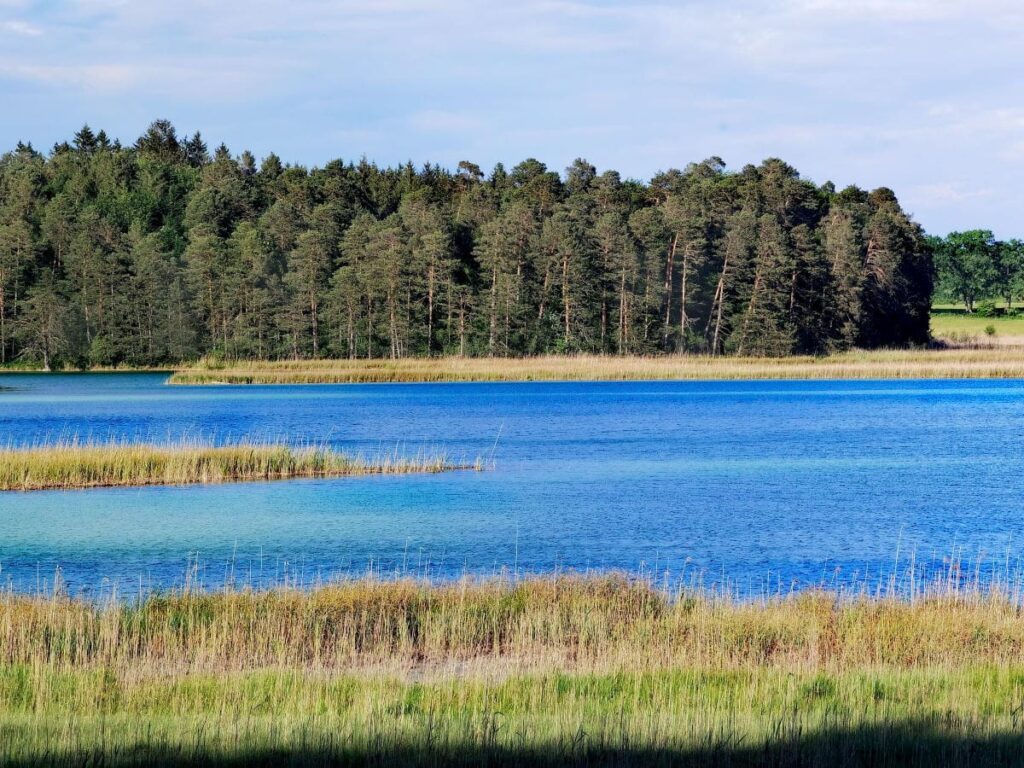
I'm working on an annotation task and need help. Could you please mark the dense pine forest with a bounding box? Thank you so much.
[0,121,933,368]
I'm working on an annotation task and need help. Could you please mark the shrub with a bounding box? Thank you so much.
[975,300,997,317]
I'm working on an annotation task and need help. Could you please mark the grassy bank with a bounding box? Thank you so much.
[4,576,1024,765]
[0,441,477,491]
[167,348,1024,385]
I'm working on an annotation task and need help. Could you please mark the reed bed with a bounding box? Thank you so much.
[3,576,1024,765]
[168,348,1024,385]
[0,441,478,491]
[5,574,1024,673]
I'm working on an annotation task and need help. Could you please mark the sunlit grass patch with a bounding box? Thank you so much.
[930,304,1024,344]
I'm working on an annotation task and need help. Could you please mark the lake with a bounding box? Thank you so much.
[0,373,1022,597]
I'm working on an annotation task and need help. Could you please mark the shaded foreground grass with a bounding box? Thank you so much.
[0,441,477,491]
[4,576,1024,765]
[169,348,1024,385]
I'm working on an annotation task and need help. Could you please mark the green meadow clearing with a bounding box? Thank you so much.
[930,304,1024,339]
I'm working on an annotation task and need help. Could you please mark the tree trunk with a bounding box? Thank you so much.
[789,269,797,316]
[426,264,435,355]
[708,252,730,355]
[366,296,374,359]
[737,269,763,357]
[347,304,355,359]
[618,266,628,353]
[310,295,319,358]
[536,262,551,351]
[678,243,689,347]
[445,279,454,351]
[562,251,571,348]
[458,301,466,357]
[504,290,511,354]
[0,281,5,364]
[663,234,678,348]
[488,264,498,355]
[388,287,398,359]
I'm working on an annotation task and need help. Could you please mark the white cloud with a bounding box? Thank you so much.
[911,182,993,205]
[789,0,1024,22]
[0,62,134,89]
[0,57,264,99]
[1,19,41,35]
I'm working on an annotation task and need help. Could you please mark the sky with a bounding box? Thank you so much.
[0,0,1022,237]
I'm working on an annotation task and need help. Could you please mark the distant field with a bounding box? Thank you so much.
[931,303,1024,340]
[3,576,1024,767]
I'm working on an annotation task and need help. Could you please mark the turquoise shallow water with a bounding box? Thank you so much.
[0,373,1022,596]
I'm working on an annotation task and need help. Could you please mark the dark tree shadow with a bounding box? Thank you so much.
[6,719,1024,767]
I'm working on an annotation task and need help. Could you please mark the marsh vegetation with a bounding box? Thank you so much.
[3,575,1024,766]
[168,347,1024,385]
[0,441,477,491]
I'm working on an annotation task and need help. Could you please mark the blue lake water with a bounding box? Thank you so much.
[0,373,1022,597]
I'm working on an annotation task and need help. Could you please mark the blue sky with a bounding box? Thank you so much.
[1,0,1022,236]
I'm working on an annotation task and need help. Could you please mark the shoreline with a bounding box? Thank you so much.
[8,345,1024,386]
[164,348,1024,385]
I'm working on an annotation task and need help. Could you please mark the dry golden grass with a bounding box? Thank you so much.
[2,575,1022,676]
[167,348,1024,385]
[0,441,478,491]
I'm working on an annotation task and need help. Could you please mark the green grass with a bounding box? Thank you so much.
[930,304,1024,339]
[4,576,1024,765]
[6,667,1024,766]
[0,441,479,491]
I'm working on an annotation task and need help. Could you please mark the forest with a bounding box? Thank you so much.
[0,121,934,368]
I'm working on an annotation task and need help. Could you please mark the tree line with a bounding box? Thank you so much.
[931,230,1024,313]
[0,121,934,368]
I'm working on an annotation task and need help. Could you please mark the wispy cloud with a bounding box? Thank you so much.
[791,0,1024,23]
[911,182,994,205]
[1,18,41,35]
[0,62,133,89]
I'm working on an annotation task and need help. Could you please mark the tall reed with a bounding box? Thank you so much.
[3,574,1024,674]
[0,440,479,491]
